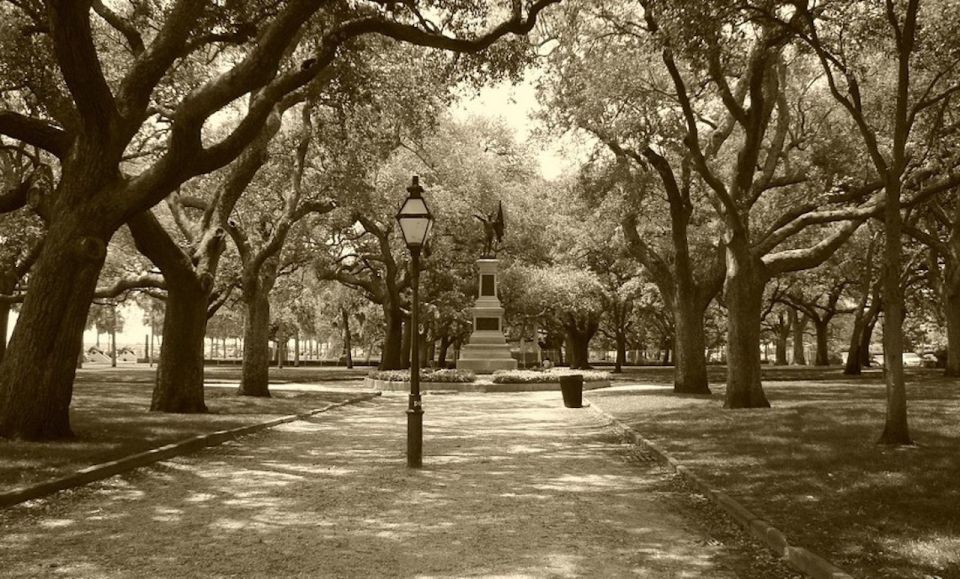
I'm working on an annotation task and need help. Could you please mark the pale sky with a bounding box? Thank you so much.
[7,304,151,351]
[450,72,571,181]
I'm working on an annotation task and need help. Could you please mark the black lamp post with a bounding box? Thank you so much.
[396,175,434,468]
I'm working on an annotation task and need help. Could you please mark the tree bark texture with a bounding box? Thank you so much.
[775,320,789,366]
[614,333,627,373]
[152,284,209,412]
[813,320,830,366]
[437,336,451,368]
[341,308,353,368]
[673,300,711,394]
[0,216,109,439]
[723,245,771,409]
[945,263,960,377]
[789,308,807,365]
[878,180,911,445]
[0,302,8,364]
[380,304,404,370]
[239,289,271,397]
[861,317,877,366]
[565,315,599,370]
[110,319,117,368]
[844,313,866,376]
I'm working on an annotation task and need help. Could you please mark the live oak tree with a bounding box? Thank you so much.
[126,101,294,411]
[759,279,793,365]
[226,100,342,396]
[0,0,560,440]
[764,306,792,365]
[131,44,392,407]
[540,2,725,393]
[576,0,879,408]
[841,229,884,375]
[500,264,605,369]
[780,260,856,366]
[595,255,644,374]
[789,306,809,366]
[315,281,367,368]
[0,211,43,364]
[314,204,411,370]
[0,142,48,363]
[758,0,960,443]
[905,190,960,375]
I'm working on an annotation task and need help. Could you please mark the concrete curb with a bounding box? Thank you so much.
[365,377,611,393]
[0,392,381,510]
[587,402,853,579]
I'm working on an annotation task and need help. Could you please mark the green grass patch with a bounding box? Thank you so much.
[0,380,363,492]
[589,367,960,578]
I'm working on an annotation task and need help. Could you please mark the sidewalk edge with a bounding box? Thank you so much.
[0,392,381,509]
[587,402,854,579]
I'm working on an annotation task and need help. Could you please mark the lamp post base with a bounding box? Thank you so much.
[407,395,423,468]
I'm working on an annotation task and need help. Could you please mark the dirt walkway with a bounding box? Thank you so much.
[0,393,791,578]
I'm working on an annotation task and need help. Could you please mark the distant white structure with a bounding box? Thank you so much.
[457,258,517,374]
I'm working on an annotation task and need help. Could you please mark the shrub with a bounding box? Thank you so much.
[367,369,477,383]
[490,368,610,384]
[367,370,410,382]
[423,369,477,383]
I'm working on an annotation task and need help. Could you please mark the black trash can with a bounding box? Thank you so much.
[559,374,584,408]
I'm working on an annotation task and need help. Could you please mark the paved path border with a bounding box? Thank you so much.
[366,377,610,392]
[587,401,854,579]
[0,392,381,510]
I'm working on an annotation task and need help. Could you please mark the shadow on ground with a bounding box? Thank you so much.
[589,371,960,579]
[0,394,792,578]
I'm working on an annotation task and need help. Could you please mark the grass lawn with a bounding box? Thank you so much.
[589,367,960,579]
[0,369,371,492]
[73,363,373,384]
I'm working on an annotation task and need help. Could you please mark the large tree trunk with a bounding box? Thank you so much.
[341,308,353,369]
[152,283,209,412]
[380,304,404,370]
[614,332,627,373]
[239,288,271,397]
[878,182,911,445]
[673,300,710,393]
[861,317,877,366]
[723,244,771,409]
[437,335,451,368]
[945,265,960,377]
[293,334,300,367]
[0,217,110,440]
[565,329,590,369]
[565,316,598,370]
[775,321,789,366]
[813,320,830,366]
[789,308,807,365]
[424,335,435,368]
[844,312,867,376]
[110,316,117,368]
[0,301,9,364]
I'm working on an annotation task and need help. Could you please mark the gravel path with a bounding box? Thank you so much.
[0,392,790,578]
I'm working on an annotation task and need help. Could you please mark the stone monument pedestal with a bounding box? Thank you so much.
[457,258,517,374]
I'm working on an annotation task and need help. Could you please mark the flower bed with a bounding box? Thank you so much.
[367,369,477,383]
[490,369,610,384]
[364,367,610,392]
